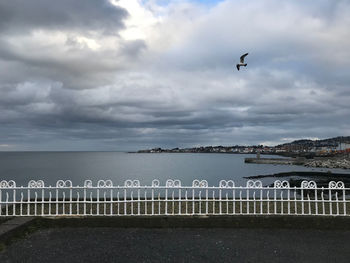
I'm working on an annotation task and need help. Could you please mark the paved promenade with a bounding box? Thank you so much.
[1,226,350,262]
[1,216,350,262]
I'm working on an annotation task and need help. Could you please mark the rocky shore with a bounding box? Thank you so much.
[245,154,350,170]
[244,171,350,187]
[305,157,350,169]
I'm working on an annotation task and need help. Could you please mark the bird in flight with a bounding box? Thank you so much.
[236,53,248,71]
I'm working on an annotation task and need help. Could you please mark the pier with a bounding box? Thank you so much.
[244,157,306,165]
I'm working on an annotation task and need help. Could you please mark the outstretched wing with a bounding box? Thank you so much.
[240,53,248,63]
[236,64,240,71]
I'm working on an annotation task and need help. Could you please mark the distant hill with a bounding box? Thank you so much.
[277,136,350,147]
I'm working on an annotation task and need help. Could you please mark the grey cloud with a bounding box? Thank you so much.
[1,0,350,150]
[0,0,128,34]
[0,0,146,90]
[0,38,147,89]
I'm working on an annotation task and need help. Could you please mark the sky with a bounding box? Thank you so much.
[0,0,350,151]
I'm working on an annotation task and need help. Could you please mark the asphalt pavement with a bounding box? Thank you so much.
[0,227,350,262]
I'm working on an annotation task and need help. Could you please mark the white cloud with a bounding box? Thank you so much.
[111,0,161,40]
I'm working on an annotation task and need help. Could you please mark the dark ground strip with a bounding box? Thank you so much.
[36,215,350,229]
[0,227,350,263]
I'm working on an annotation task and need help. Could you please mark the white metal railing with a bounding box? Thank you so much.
[0,179,349,217]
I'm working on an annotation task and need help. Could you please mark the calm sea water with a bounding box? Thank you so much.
[0,152,348,187]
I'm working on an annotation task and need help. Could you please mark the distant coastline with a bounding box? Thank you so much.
[137,136,350,158]
[136,136,350,170]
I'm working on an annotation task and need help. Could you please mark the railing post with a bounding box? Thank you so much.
[137,188,140,216]
[343,188,346,216]
[144,191,147,215]
[274,188,276,215]
[164,187,168,215]
[178,188,181,215]
[84,185,87,216]
[117,191,120,216]
[77,192,80,215]
[267,190,270,215]
[294,187,297,215]
[233,188,235,215]
[192,188,195,215]
[152,188,154,215]
[0,188,2,216]
[5,191,10,216]
[185,191,188,215]
[287,188,290,215]
[124,188,127,215]
[41,188,44,216]
[20,192,24,216]
[212,191,215,214]
[329,186,332,216]
[219,187,222,215]
[28,188,31,216]
[206,188,208,215]
[321,190,325,215]
[13,188,16,216]
[315,188,318,215]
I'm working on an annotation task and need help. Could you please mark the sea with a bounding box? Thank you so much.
[0,152,348,187]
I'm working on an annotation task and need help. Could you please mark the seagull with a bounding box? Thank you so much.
[236,53,248,71]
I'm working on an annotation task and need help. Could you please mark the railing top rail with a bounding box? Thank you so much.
[0,186,349,190]
[0,179,348,190]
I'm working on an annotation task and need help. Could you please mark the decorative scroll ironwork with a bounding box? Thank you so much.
[219,180,235,188]
[97,180,113,188]
[246,180,262,188]
[0,180,16,188]
[166,179,181,187]
[301,180,317,189]
[84,180,93,188]
[192,180,208,187]
[28,180,44,188]
[56,180,72,188]
[329,181,345,189]
[274,180,290,188]
[124,180,140,187]
[152,179,160,187]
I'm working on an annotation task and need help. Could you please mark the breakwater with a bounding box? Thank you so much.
[244,157,306,165]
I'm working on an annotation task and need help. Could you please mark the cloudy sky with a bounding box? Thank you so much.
[0,0,349,151]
